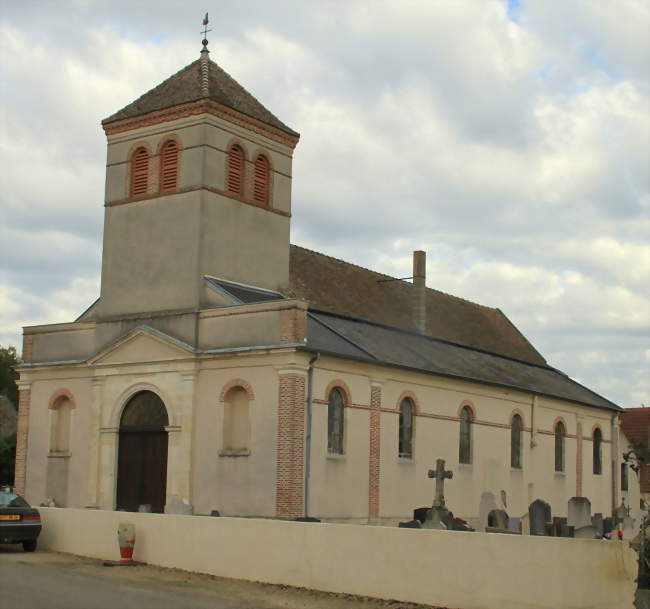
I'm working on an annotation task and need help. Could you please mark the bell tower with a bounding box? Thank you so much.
[94,30,299,319]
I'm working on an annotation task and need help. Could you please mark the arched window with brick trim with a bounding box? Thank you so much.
[160,140,179,192]
[327,388,345,454]
[593,427,602,475]
[130,147,149,197]
[555,421,566,472]
[459,406,473,464]
[511,414,523,469]
[399,398,414,458]
[253,154,270,205]
[226,144,245,196]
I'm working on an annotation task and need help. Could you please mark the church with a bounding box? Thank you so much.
[15,38,635,527]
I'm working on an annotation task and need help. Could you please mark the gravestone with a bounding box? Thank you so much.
[575,525,598,539]
[603,517,613,535]
[508,516,521,533]
[621,517,636,540]
[488,509,509,530]
[399,519,422,529]
[552,516,567,537]
[520,513,530,535]
[567,497,591,528]
[413,507,429,523]
[591,513,604,537]
[560,524,575,538]
[479,492,498,531]
[528,499,552,536]
[422,459,454,530]
[614,502,629,527]
[210,510,221,517]
[165,497,192,515]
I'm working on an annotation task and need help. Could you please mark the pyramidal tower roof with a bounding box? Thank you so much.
[102,53,298,137]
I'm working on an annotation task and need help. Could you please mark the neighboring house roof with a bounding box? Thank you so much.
[102,57,298,136]
[287,245,546,366]
[306,310,622,412]
[621,408,650,445]
[620,408,650,492]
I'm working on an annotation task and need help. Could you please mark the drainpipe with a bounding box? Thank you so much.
[304,352,320,518]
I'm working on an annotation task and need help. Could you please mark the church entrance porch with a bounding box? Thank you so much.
[116,391,169,513]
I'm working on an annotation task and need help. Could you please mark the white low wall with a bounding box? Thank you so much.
[38,508,636,609]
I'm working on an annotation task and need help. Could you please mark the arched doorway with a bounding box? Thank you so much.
[116,391,169,513]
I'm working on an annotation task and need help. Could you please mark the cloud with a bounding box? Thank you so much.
[1,1,648,408]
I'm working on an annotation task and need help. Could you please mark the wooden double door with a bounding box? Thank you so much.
[115,391,169,513]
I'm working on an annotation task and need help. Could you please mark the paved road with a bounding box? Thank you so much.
[0,546,428,609]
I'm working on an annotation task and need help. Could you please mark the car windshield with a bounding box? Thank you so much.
[0,493,30,508]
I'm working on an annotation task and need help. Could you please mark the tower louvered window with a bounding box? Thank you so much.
[253,155,270,205]
[160,140,179,192]
[227,145,245,196]
[130,147,149,197]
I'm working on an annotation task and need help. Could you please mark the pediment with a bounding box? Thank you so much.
[90,327,194,366]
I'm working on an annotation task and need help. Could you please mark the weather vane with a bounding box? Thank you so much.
[201,13,212,51]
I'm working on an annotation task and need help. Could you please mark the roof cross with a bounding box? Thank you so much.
[428,458,453,508]
[201,13,212,51]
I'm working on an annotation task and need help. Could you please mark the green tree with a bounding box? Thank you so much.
[0,345,20,407]
[0,432,16,485]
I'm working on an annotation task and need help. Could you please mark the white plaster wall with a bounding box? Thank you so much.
[38,508,637,609]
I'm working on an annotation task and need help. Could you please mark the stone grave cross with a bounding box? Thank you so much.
[428,459,453,508]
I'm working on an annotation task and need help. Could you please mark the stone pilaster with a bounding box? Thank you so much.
[368,380,383,522]
[14,381,31,496]
[164,372,196,510]
[275,369,306,519]
[85,377,104,508]
[576,418,583,497]
[98,427,119,509]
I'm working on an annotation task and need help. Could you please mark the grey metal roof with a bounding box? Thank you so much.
[204,277,284,305]
[306,310,621,412]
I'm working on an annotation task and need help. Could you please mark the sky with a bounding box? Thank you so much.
[0,1,648,409]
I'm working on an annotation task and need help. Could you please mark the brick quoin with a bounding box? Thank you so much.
[22,334,33,364]
[279,307,307,344]
[368,384,382,520]
[275,374,306,518]
[576,421,583,497]
[14,387,31,496]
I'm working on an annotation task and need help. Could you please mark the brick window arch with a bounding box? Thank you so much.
[130,147,149,197]
[226,144,245,196]
[160,140,179,192]
[253,154,270,205]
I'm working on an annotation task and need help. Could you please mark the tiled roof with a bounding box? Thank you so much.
[620,408,650,444]
[287,245,547,365]
[306,310,622,412]
[102,57,298,136]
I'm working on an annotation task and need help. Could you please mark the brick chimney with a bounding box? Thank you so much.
[413,250,426,333]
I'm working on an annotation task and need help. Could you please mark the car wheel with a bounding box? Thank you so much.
[22,539,37,552]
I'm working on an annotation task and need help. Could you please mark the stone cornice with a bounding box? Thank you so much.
[102,98,300,150]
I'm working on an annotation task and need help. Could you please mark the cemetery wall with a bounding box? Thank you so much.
[38,507,636,609]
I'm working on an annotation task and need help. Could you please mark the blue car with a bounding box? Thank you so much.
[0,490,42,552]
